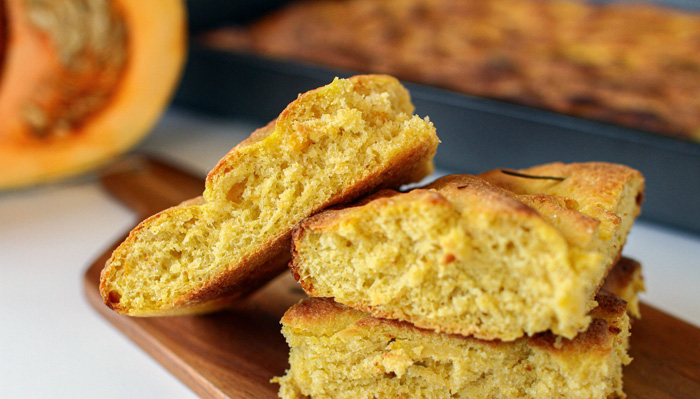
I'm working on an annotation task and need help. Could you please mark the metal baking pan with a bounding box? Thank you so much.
[174,1,700,235]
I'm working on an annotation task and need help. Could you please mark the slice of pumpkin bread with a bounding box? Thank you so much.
[99,75,438,316]
[275,258,643,399]
[291,163,644,340]
[275,292,632,399]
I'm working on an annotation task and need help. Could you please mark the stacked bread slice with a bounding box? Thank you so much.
[277,266,641,399]
[277,162,645,398]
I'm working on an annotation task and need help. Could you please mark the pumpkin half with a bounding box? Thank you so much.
[0,0,186,189]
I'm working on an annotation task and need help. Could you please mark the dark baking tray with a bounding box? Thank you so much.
[175,1,700,235]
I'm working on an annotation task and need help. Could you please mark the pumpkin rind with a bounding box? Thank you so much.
[0,0,186,189]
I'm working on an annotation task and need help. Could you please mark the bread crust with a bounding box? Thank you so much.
[283,291,627,353]
[479,162,644,214]
[600,257,645,318]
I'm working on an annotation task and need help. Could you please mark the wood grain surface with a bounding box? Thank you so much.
[84,156,700,399]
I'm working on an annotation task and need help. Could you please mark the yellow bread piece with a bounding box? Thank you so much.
[291,163,644,340]
[275,259,644,399]
[99,75,439,316]
[275,292,632,399]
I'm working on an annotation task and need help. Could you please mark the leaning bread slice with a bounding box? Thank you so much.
[275,291,632,399]
[99,75,439,316]
[291,163,644,340]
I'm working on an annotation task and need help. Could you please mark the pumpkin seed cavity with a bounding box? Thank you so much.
[22,0,127,138]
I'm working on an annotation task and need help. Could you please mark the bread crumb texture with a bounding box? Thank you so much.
[291,163,644,340]
[99,75,438,316]
[275,295,631,399]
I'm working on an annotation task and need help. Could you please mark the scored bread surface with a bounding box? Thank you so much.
[291,163,644,340]
[99,75,439,316]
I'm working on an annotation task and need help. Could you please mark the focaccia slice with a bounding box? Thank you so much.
[275,292,632,399]
[291,163,644,340]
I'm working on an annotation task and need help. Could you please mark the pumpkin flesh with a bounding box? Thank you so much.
[0,0,186,189]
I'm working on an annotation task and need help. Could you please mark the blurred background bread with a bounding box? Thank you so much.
[206,0,700,143]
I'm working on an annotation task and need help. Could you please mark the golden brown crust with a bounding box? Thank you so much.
[283,297,475,344]
[600,256,645,318]
[602,257,641,295]
[425,174,540,216]
[517,193,600,246]
[529,291,627,352]
[283,291,627,355]
[479,162,644,215]
[293,174,541,239]
[281,297,342,326]
[480,162,644,263]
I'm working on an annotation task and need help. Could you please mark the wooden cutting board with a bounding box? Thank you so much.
[84,156,700,399]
